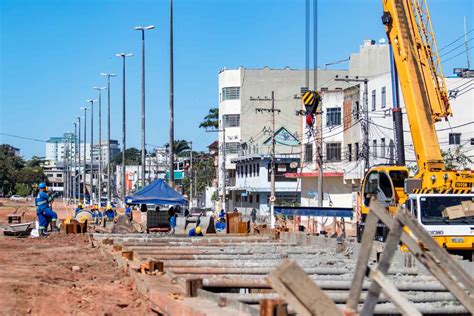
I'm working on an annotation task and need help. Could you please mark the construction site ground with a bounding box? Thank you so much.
[0,199,153,315]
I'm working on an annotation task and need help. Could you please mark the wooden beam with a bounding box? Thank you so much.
[267,259,342,316]
[344,208,379,314]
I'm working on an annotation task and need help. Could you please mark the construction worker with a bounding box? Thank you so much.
[169,213,177,234]
[125,205,133,221]
[35,182,58,236]
[75,203,83,217]
[188,226,203,237]
[105,204,115,221]
[92,205,102,224]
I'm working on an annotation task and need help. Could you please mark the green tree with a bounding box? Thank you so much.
[199,108,219,130]
[0,145,25,195]
[113,147,141,165]
[442,146,472,170]
[165,140,191,157]
[182,155,215,197]
[15,183,30,196]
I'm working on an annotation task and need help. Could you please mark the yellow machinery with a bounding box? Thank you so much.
[359,0,474,258]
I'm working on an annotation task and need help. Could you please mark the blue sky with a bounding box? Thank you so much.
[1,0,472,159]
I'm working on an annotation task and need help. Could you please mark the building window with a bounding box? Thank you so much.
[355,142,359,160]
[373,140,377,158]
[449,133,461,145]
[326,107,341,126]
[300,87,308,95]
[471,138,474,145]
[222,87,240,101]
[223,114,240,127]
[245,165,248,177]
[371,89,376,111]
[381,138,386,158]
[225,142,239,154]
[347,143,352,162]
[249,195,253,203]
[326,143,341,162]
[257,163,260,176]
[256,194,260,203]
[304,144,313,163]
[381,86,386,108]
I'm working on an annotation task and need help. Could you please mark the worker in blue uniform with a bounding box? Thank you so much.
[35,182,58,236]
[105,204,115,221]
[188,226,203,237]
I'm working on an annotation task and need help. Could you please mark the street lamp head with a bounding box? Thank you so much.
[101,73,116,77]
[116,53,133,58]
[134,25,155,31]
[80,107,89,111]
[93,86,106,91]
[86,99,98,103]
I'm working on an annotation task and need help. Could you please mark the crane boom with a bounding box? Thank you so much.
[381,0,450,173]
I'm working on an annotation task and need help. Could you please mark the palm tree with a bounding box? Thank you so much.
[165,140,191,157]
[199,108,218,129]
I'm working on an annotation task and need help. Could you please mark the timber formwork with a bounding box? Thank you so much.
[94,233,471,315]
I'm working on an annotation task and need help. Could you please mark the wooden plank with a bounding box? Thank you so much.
[344,208,379,314]
[369,269,421,316]
[361,205,405,315]
[267,259,342,316]
[260,299,288,316]
[369,201,474,313]
[396,208,474,293]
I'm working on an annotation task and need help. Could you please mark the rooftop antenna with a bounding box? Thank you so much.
[464,16,471,69]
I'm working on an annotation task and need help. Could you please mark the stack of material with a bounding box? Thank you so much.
[443,200,474,219]
[94,233,472,315]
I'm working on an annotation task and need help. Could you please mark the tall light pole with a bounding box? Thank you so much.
[134,25,155,188]
[101,73,116,205]
[77,116,81,204]
[116,53,133,205]
[73,122,77,205]
[93,87,105,209]
[80,107,89,204]
[169,0,175,188]
[87,99,98,204]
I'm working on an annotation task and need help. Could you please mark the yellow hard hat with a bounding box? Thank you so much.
[94,204,98,209]
[78,203,83,208]
[196,226,202,234]
[106,204,112,210]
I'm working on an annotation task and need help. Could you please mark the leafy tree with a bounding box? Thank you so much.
[113,147,141,165]
[0,145,25,195]
[442,146,472,170]
[182,155,215,197]
[199,108,218,130]
[16,166,45,188]
[27,156,46,168]
[15,183,30,196]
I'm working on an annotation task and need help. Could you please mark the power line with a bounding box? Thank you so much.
[440,37,473,58]
[0,132,47,143]
[439,29,473,52]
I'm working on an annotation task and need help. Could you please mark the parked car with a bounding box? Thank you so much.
[10,195,25,201]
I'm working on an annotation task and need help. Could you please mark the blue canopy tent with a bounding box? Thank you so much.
[125,179,187,205]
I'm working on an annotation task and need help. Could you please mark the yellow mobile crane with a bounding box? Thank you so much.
[358,0,474,258]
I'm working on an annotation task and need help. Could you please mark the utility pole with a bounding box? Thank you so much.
[464,16,471,70]
[94,87,105,209]
[63,137,68,203]
[73,122,77,205]
[252,91,281,228]
[169,0,175,188]
[101,73,116,205]
[116,53,133,205]
[335,76,369,170]
[134,25,155,188]
[87,99,98,204]
[77,116,81,204]
[80,107,89,204]
[389,47,405,165]
[189,141,193,209]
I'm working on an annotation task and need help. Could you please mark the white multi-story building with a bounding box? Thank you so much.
[218,67,349,210]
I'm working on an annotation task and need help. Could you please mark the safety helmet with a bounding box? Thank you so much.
[78,203,83,208]
[38,182,47,189]
[106,204,112,210]
[94,204,98,210]
[196,226,202,234]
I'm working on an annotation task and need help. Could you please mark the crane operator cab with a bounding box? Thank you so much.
[358,165,409,242]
